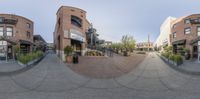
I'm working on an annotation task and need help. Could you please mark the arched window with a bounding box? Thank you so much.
[71,15,82,28]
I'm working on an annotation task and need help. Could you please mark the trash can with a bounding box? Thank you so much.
[73,54,79,64]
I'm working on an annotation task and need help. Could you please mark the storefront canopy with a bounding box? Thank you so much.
[0,37,17,45]
[190,36,200,45]
[19,40,35,45]
[172,39,186,45]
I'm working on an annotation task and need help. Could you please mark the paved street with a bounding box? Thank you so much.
[1,52,200,99]
[69,53,146,79]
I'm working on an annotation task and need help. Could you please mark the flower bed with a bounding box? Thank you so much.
[85,50,104,56]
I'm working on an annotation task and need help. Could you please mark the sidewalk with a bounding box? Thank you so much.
[0,61,25,73]
[157,52,200,75]
[179,60,200,74]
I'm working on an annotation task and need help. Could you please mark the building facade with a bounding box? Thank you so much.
[0,14,34,61]
[170,14,200,60]
[136,42,154,51]
[54,6,91,61]
[155,16,176,51]
[34,35,46,52]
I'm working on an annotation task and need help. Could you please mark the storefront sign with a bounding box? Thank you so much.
[70,29,85,42]
[70,33,85,42]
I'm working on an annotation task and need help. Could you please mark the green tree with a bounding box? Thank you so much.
[121,35,136,52]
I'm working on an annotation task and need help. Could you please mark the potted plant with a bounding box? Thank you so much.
[183,48,190,60]
[64,46,73,63]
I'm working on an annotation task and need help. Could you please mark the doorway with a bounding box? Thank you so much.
[71,39,82,55]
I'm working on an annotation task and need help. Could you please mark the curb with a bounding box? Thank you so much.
[0,53,47,76]
[156,53,200,76]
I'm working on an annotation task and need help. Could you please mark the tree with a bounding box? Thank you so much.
[121,35,136,52]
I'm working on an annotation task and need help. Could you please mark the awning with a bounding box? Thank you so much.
[190,36,200,45]
[172,39,186,45]
[0,37,17,45]
[19,40,35,45]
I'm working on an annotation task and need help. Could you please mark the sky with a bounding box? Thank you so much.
[0,0,199,43]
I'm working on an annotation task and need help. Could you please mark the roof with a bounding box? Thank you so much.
[34,35,46,43]
[56,6,86,15]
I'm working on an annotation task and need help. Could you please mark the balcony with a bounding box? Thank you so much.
[0,18,18,25]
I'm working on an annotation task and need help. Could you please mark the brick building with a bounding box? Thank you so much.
[170,14,200,60]
[54,6,91,61]
[0,14,34,61]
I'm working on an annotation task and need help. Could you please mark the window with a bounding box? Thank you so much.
[6,27,13,36]
[184,19,190,24]
[27,31,31,38]
[71,15,82,28]
[197,27,200,36]
[184,28,191,34]
[172,32,176,38]
[27,23,31,29]
[0,17,4,22]
[0,27,3,36]
[172,24,176,29]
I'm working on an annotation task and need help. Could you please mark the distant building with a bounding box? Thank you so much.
[155,16,176,51]
[0,14,34,61]
[136,42,154,51]
[33,35,46,52]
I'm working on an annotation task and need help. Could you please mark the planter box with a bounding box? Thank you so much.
[173,61,183,66]
[169,60,174,65]
[17,56,43,67]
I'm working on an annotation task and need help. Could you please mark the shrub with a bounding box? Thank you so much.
[169,54,175,61]
[64,46,73,56]
[17,51,44,64]
[174,54,183,62]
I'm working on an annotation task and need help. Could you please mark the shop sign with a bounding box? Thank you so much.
[198,41,200,45]
[70,33,85,42]
[70,29,85,42]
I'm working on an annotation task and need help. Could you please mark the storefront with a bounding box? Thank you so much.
[190,37,200,62]
[70,30,85,55]
[0,39,16,61]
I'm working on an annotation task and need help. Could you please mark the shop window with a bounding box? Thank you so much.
[6,27,13,36]
[184,19,190,24]
[197,26,200,36]
[0,27,3,36]
[71,15,82,28]
[172,32,176,38]
[184,28,191,35]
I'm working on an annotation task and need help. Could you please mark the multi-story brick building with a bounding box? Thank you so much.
[54,6,91,61]
[170,14,200,60]
[0,14,34,61]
